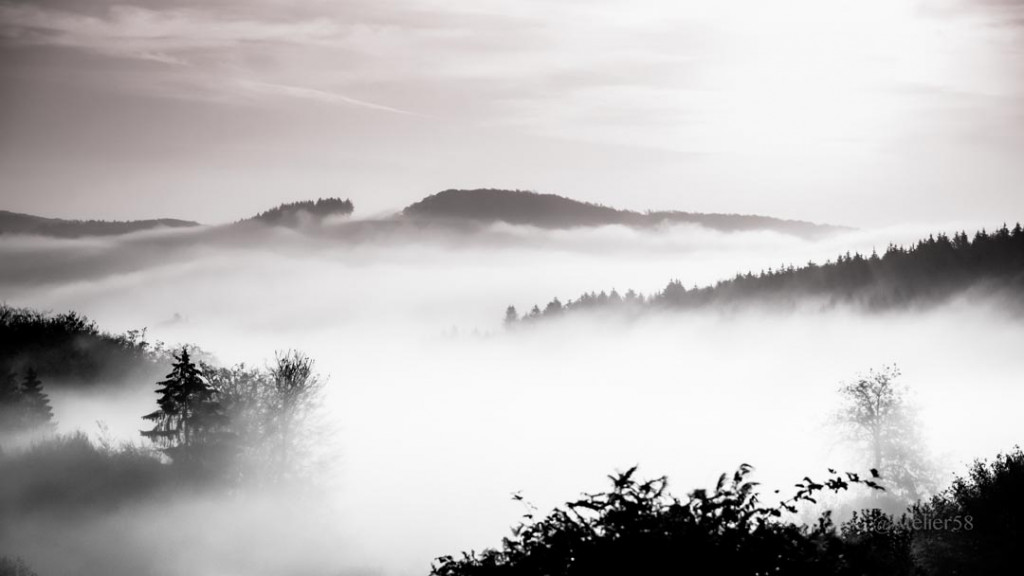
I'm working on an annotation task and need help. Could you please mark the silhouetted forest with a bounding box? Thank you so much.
[0,346,327,522]
[248,198,354,225]
[403,189,844,237]
[0,305,171,389]
[1,368,177,536]
[434,448,1024,576]
[2,189,843,243]
[0,210,198,238]
[0,197,355,240]
[508,225,1024,323]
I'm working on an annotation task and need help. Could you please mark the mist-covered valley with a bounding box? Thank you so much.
[2,206,1022,576]
[7,0,1024,571]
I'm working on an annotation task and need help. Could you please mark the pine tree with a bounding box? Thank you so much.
[20,368,54,430]
[504,305,519,327]
[142,347,226,465]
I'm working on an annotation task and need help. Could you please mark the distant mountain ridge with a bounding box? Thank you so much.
[0,198,356,238]
[3,189,842,239]
[402,189,846,237]
[0,210,198,238]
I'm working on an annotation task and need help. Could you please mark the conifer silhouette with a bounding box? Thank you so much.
[20,368,54,429]
[142,348,227,465]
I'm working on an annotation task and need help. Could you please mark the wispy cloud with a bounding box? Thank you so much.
[0,3,342,63]
[236,80,422,116]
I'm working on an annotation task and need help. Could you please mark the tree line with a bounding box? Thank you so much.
[249,197,354,225]
[505,224,1024,324]
[0,209,197,238]
[0,304,170,388]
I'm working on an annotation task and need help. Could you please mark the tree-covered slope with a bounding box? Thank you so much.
[246,198,354,225]
[403,189,845,237]
[0,210,198,238]
[0,305,170,389]
[510,225,1024,322]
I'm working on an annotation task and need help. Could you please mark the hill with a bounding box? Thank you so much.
[0,210,198,238]
[509,225,1024,322]
[0,197,356,238]
[4,191,837,238]
[402,189,845,238]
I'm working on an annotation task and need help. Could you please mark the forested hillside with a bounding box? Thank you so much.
[247,198,354,225]
[0,210,197,238]
[0,305,170,389]
[403,189,844,237]
[509,225,1024,323]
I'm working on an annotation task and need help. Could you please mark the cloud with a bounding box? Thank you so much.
[235,80,422,115]
[961,0,1024,26]
[0,3,343,62]
[3,0,1024,226]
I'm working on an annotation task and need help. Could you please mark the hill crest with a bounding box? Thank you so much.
[402,188,845,237]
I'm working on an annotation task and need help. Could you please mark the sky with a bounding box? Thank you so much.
[1,0,1023,226]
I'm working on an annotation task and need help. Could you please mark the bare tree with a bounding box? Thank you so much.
[834,365,935,503]
[209,350,327,485]
[267,350,324,481]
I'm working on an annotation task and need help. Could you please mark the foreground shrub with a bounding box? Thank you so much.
[432,465,898,576]
[0,432,171,518]
[912,447,1024,576]
[435,448,1024,576]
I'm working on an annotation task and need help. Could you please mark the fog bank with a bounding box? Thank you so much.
[2,221,1020,575]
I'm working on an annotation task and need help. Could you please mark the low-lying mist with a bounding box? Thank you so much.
[2,220,1020,576]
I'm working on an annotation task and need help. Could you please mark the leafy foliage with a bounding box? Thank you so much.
[432,465,889,576]
[839,508,917,575]
[436,445,1024,576]
[912,447,1024,576]
[0,304,171,389]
